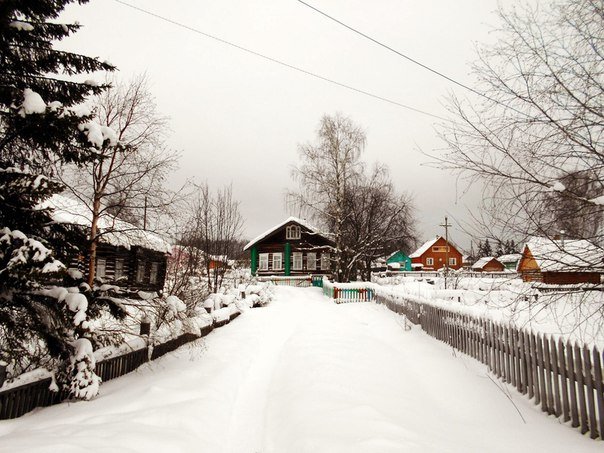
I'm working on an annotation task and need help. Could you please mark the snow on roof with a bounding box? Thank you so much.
[42,194,171,253]
[243,216,332,251]
[497,253,522,263]
[409,236,441,258]
[472,256,499,270]
[524,237,603,272]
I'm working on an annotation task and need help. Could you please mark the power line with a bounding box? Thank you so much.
[296,0,521,113]
[112,0,451,122]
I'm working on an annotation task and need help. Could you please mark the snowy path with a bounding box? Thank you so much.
[0,287,600,453]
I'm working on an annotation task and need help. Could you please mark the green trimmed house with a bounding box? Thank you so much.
[243,217,334,276]
[386,250,412,271]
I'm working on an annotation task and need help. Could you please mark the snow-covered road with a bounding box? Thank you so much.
[0,287,600,452]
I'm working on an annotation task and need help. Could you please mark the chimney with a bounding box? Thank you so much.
[560,230,565,249]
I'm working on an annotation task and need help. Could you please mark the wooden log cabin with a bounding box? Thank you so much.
[244,217,334,276]
[517,236,603,284]
[45,194,171,292]
[471,256,505,272]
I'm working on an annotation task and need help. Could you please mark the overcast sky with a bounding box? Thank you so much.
[59,0,510,251]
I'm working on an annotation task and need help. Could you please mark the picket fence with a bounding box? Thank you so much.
[0,313,238,420]
[373,291,604,441]
[322,278,374,303]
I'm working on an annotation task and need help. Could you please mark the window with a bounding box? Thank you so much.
[292,252,303,270]
[136,262,145,283]
[259,253,269,271]
[432,246,450,253]
[449,257,457,266]
[114,258,124,280]
[426,257,434,266]
[321,253,330,271]
[273,253,283,270]
[286,225,301,240]
[150,262,159,284]
[307,252,316,271]
[96,258,106,278]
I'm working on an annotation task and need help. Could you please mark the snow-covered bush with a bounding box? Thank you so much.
[58,338,101,400]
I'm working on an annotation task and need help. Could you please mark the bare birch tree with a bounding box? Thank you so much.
[58,74,178,285]
[436,0,604,253]
[185,183,244,293]
[289,113,365,281]
[290,113,416,281]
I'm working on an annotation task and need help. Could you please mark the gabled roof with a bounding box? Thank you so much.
[41,194,172,253]
[409,236,461,258]
[243,216,332,251]
[497,253,522,263]
[523,237,603,272]
[386,250,410,261]
[472,256,501,270]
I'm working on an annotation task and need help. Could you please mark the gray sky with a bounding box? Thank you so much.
[59,0,507,251]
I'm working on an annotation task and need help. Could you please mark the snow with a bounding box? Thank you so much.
[551,181,566,192]
[40,193,172,253]
[471,256,499,269]
[243,216,331,251]
[9,21,34,32]
[589,195,604,205]
[0,287,599,452]
[497,253,522,263]
[523,236,603,271]
[78,121,118,148]
[18,89,46,116]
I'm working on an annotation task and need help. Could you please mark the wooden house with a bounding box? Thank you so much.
[409,236,463,271]
[243,217,334,276]
[497,253,522,271]
[471,256,505,272]
[386,250,412,271]
[45,194,171,292]
[517,237,603,284]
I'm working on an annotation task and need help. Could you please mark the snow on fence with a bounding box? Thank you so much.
[0,312,239,420]
[374,290,604,441]
[322,278,374,303]
[257,275,314,287]
[372,271,520,282]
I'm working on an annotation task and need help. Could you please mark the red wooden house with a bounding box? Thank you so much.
[471,256,505,272]
[409,236,463,271]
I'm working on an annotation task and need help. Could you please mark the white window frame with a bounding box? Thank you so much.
[286,225,301,240]
[259,253,269,271]
[114,258,124,279]
[307,252,317,271]
[426,257,434,266]
[292,252,303,270]
[321,253,330,271]
[96,258,106,278]
[136,262,145,283]
[449,257,457,266]
[273,253,283,271]
[150,262,159,284]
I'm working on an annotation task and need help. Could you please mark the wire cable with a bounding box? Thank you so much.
[297,0,525,115]
[112,0,452,122]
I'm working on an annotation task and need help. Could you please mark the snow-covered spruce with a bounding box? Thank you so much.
[62,338,101,400]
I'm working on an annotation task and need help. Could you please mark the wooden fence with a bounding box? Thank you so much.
[0,312,241,420]
[257,275,326,288]
[373,271,520,280]
[374,292,604,440]
[322,279,374,303]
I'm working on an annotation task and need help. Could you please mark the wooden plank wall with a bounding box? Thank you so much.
[374,293,604,440]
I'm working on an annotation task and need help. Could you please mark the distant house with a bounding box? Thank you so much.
[517,237,603,284]
[44,194,171,292]
[497,253,522,271]
[472,256,505,272]
[243,217,334,276]
[409,236,463,271]
[386,250,412,271]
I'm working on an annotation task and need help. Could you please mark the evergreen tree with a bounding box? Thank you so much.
[483,239,492,257]
[0,0,116,397]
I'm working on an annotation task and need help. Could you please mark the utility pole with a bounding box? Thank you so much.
[143,196,148,230]
[440,216,452,289]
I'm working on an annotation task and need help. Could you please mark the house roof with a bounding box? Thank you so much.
[42,193,172,253]
[243,216,332,251]
[472,256,501,270]
[497,253,522,263]
[409,236,461,258]
[523,237,603,272]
